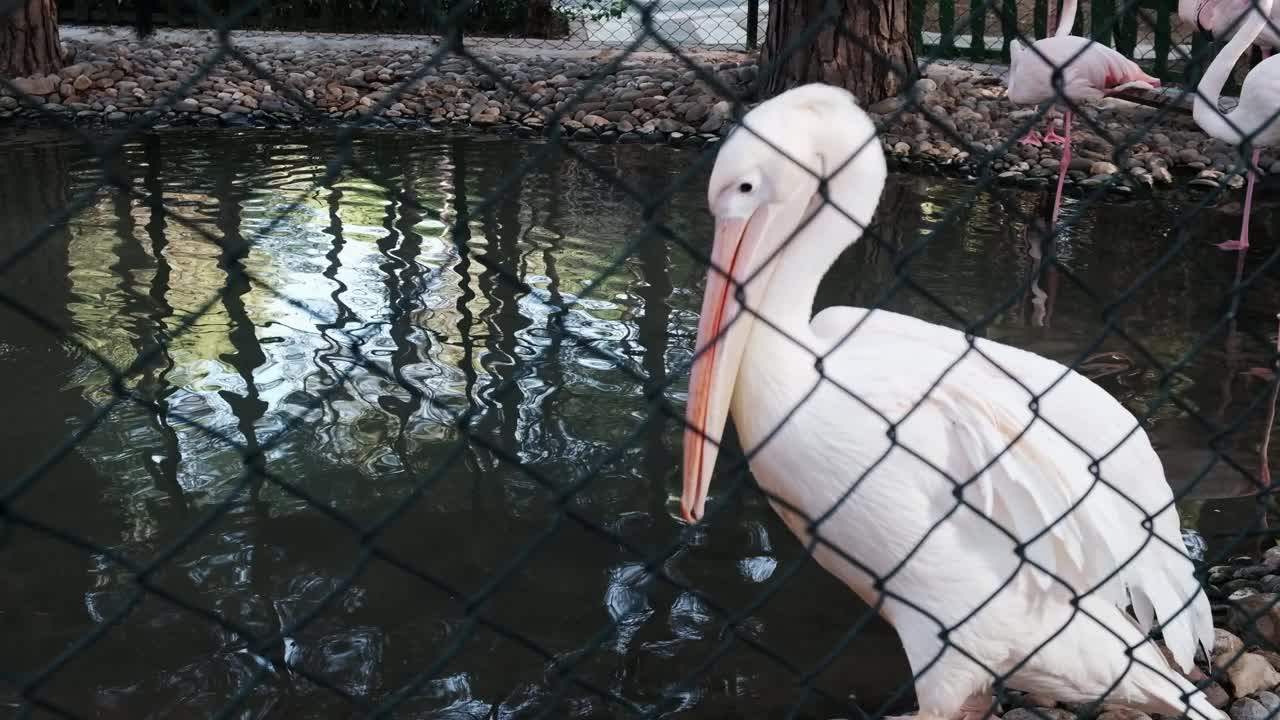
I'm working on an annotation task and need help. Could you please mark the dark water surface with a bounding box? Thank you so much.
[1,128,1279,719]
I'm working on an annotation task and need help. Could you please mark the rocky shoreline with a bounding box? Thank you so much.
[0,28,1270,194]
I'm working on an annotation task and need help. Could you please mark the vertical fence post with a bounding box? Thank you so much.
[746,0,759,51]
[969,0,987,60]
[1115,0,1138,57]
[1186,30,1210,85]
[1154,0,1170,77]
[940,0,956,56]
[1093,0,1115,46]
[910,0,925,52]
[1001,0,1017,60]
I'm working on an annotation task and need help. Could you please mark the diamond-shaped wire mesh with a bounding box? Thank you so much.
[3,0,1280,717]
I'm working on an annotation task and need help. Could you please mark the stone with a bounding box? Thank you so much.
[1231,697,1270,720]
[1255,691,1280,715]
[1096,710,1152,720]
[1068,157,1094,172]
[699,114,724,133]
[73,74,92,92]
[1204,680,1233,709]
[175,98,199,112]
[914,78,939,96]
[1021,694,1058,709]
[683,103,708,123]
[1177,147,1203,163]
[1233,589,1280,638]
[1090,161,1119,175]
[1257,650,1280,673]
[1227,653,1280,697]
[1003,708,1075,720]
[11,74,57,96]
[1215,629,1245,660]
[868,96,903,115]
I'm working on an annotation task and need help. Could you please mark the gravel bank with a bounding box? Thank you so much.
[0,28,1266,194]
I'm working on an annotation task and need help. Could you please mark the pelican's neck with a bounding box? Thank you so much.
[742,187,879,356]
[1193,0,1273,143]
[1055,0,1078,36]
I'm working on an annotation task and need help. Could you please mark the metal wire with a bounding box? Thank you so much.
[2,0,1280,717]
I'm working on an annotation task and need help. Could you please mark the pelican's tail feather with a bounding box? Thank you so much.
[1094,601,1227,720]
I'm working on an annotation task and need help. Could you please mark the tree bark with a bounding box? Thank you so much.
[762,0,914,105]
[0,0,62,78]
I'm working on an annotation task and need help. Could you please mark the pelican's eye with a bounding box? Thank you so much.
[739,182,753,193]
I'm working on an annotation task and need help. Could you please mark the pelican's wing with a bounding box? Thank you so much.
[814,306,1213,671]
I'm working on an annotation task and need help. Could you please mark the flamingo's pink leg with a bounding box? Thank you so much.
[1042,112,1067,146]
[1051,109,1073,226]
[1217,147,1260,252]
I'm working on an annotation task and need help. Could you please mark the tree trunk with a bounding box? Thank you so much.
[0,0,62,78]
[761,0,914,105]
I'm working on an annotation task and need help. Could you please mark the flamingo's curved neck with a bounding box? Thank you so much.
[1194,0,1274,143]
[1055,0,1079,36]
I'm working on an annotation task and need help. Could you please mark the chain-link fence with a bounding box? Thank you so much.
[45,0,1225,80]
[3,0,1280,717]
[57,0,771,51]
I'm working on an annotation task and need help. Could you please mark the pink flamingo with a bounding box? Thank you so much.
[1180,0,1280,51]
[1006,0,1161,221]
[1185,0,1277,251]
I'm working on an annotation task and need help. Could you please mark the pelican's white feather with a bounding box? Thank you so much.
[681,82,1225,720]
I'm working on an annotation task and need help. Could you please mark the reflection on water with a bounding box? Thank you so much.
[0,128,1278,719]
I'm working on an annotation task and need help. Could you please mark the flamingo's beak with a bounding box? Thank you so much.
[680,210,770,524]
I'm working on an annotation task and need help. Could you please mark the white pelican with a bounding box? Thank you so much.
[680,83,1224,720]
[1191,0,1280,251]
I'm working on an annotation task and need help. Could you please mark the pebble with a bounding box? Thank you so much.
[0,35,1267,197]
[1216,628,1245,660]
[1227,653,1280,697]
[1096,710,1152,720]
[1231,697,1270,720]
[1254,691,1280,714]
[1004,709,1075,720]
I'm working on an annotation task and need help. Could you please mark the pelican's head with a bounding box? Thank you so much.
[679,82,886,524]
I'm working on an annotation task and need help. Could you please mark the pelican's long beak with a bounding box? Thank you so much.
[680,210,770,524]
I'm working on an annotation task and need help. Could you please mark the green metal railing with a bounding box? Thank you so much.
[910,0,1200,81]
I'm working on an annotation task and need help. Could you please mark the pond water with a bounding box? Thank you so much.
[1,128,1278,720]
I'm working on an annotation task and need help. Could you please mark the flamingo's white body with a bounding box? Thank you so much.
[681,84,1224,720]
[1180,0,1280,50]
[1191,0,1280,250]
